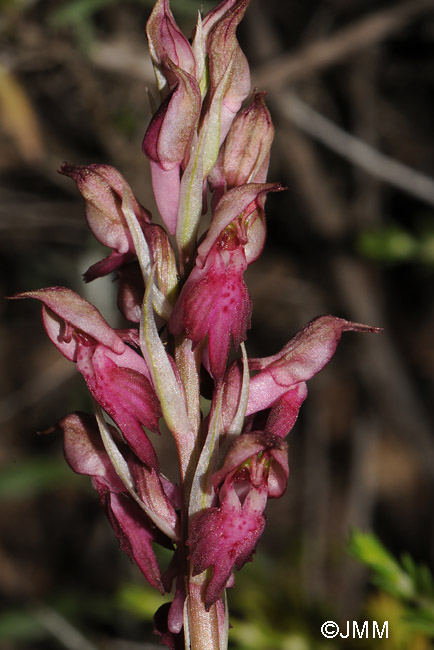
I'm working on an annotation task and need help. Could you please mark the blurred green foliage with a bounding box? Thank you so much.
[117,582,170,619]
[1,518,434,648]
[357,223,434,265]
[0,457,82,500]
[0,610,46,643]
[349,530,434,640]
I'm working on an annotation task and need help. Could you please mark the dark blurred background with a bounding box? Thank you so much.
[1,0,434,648]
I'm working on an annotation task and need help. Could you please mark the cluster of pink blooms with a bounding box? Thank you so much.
[15,0,379,648]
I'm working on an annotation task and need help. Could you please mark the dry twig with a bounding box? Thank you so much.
[36,607,101,650]
[253,0,434,89]
[278,92,434,210]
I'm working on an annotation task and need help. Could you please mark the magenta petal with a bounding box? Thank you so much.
[167,578,185,634]
[143,66,200,168]
[160,475,182,510]
[197,183,281,267]
[212,432,287,489]
[60,412,123,490]
[100,489,165,593]
[220,92,274,189]
[146,0,196,79]
[180,248,251,380]
[189,486,267,608]
[76,344,161,469]
[14,287,125,360]
[154,602,184,650]
[148,161,180,235]
[143,64,201,233]
[207,0,251,144]
[59,164,151,278]
[206,274,251,379]
[264,383,308,438]
[83,251,133,283]
[251,316,381,384]
[60,413,165,592]
[248,316,381,414]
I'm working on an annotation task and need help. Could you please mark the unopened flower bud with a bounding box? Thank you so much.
[146,0,196,94]
[211,92,274,194]
[143,63,201,234]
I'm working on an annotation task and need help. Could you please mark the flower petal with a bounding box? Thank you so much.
[59,164,151,281]
[13,287,125,360]
[77,344,161,469]
[248,316,382,414]
[177,247,251,380]
[98,488,165,593]
[205,0,251,153]
[143,64,201,234]
[146,0,196,93]
[263,383,308,438]
[60,411,123,490]
[196,183,281,266]
[189,485,267,608]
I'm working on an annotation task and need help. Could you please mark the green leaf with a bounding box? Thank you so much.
[403,610,434,636]
[350,530,434,640]
[348,530,415,600]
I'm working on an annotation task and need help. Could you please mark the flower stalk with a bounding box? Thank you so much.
[12,1,381,648]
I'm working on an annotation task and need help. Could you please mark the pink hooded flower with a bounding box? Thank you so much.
[60,412,179,591]
[59,163,152,281]
[209,92,274,201]
[189,484,267,609]
[220,316,381,441]
[169,183,281,380]
[188,429,288,608]
[14,288,161,468]
[146,0,196,92]
[204,0,251,147]
[143,63,201,234]
[247,316,381,418]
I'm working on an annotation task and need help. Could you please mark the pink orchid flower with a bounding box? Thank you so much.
[170,183,281,380]
[14,288,161,468]
[61,412,179,590]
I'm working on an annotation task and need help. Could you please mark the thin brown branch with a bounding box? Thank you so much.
[253,0,434,89]
[334,254,434,479]
[278,92,434,209]
[36,607,101,650]
[273,121,348,238]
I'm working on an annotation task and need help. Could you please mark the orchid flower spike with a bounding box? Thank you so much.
[13,1,382,649]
